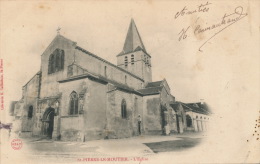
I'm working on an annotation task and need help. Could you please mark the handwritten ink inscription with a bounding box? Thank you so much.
[175,2,212,19]
[175,2,248,51]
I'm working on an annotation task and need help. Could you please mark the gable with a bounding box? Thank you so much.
[41,35,76,58]
[41,35,77,74]
[161,79,171,94]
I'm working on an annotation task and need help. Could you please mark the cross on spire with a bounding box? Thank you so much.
[57,27,61,35]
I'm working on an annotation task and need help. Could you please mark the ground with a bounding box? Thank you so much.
[1,132,207,164]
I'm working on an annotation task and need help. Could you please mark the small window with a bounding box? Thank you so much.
[125,75,127,84]
[104,66,107,77]
[28,106,33,119]
[121,99,127,119]
[69,91,79,115]
[68,65,73,77]
[124,56,128,67]
[131,54,134,64]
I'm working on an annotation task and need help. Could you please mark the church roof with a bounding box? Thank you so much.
[58,64,143,96]
[184,102,211,114]
[117,19,147,56]
[76,46,144,82]
[171,102,211,115]
[137,86,163,96]
[145,80,163,88]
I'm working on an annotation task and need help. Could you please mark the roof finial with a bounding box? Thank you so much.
[57,27,61,35]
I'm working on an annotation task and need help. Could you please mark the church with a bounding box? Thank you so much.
[11,19,211,141]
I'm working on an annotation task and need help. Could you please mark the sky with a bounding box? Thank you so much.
[0,1,259,106]
[0,1,205,104]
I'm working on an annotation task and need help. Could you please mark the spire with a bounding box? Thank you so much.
[122,19,146,54]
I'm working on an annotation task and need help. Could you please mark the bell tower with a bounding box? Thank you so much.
[117,19,152,83]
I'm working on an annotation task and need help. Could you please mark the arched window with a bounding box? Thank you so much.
[124,56,128,67]
[48,48,65,74]
[131,54,134,64]
[60,51,64,69]
[28,106,33,119]
[48,54,55,74]
[125,75,127,84]
[186,115,192,127]
[104,66,107,77]
[55,52,60,71]
[69,91,79,115]
[121,99,127,119]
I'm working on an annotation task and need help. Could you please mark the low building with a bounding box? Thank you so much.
[170,102,211,133]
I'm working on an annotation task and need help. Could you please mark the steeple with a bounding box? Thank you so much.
[121,19,146,55]
[117,19,152,84]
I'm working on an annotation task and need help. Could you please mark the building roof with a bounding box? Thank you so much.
[76,46,144,82]
[170,103,179,110]
[123,19,146,53]
[23,71,41,87]
[58,64,143,96]
[170,101,211,115]
[117,19,149,57]
[137,86,163,96]
[145,80,163,88]
[184,102,211,114]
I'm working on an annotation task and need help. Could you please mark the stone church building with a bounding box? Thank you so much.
[11,19,211,141]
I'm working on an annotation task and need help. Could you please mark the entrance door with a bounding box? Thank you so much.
[42,108,55,138]
[160,105,167,134]
[138,121,141,135]
[176,115,180,133]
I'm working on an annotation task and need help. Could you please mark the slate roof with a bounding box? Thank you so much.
[137,86,163,96]
[123,19,146,53]
[76,46,144,82]
[170,103,179,110]
[170,102,211,115]
[145,81,163,88]
[58,64,142,96]
[117,19,150,57]
[184,103,211,114]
